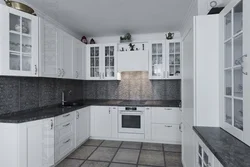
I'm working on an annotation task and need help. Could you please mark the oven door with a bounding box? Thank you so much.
[118,111,145,134]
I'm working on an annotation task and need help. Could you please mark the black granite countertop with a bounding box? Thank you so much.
[0,99,181,123]
[193,126,250,167]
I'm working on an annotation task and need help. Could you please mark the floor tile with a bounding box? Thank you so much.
[80,160,109,167]
[113,149,140,164]
[142,143,163,151]
[165,152,182,167]
[68,146,97,159]
[88,147,118,162]
[56,159,84,167]
[138,150,165,167]
[101,140,122,148]
[110,163,136,167]
[84,139,103,146]
[120,141,141,150]
[164,144,181,153]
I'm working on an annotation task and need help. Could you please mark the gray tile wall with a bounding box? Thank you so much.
[83,72,181,100]
[0,77,83,115]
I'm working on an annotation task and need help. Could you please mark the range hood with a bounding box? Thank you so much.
[117,50,149,72]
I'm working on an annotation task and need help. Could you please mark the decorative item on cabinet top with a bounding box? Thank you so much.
[81,36,88,44]
[90,38,95,44]
[120,33,132,43]
[118,42,148,52]
[166,32,174,40]
[4,0,36,15]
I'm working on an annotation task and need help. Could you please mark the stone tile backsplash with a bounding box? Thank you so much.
[0,77,83,115]
[0,72,181,114]
[83,72,181,100]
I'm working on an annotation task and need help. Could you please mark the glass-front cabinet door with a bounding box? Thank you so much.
[196,141,213,167]
[149,41,166,79]
[222,0,246,140]
[103,44,117,80]
[87,45,101,80]
[3,8,38,76]
[167,41,181,79]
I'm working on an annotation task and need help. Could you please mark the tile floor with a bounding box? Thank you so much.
[56,140,182,167]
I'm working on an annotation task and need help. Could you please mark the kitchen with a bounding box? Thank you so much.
[0,0,249,167]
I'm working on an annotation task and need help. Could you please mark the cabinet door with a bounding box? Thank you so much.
[103,44,117,80]
[91,106,112,138]
[3,8,38,77]
[149,40,166,79]
[221,0,245,141]
[61,31,73,79]
[39,18,61,78]
[152,124,181,143]
[196,139,213,167]
[76,108,90,147]
[166,41,181,79]
[86,45,102,80]
[73,39,84,80]
[42,118,55,167]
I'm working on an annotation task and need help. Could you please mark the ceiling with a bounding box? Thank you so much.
[24,0,193,37]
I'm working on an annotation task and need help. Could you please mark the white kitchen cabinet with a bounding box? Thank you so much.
[73,39,85,80]
[0,5,38,77]
[149,40,181,80]
[75,107,90,147]
[219,0,250,146]
[39,18,61,78]
[152,124,181,144]
[151,107,182,144]
[55,112,76,163]
[60,31,73,79]
[86,44,118,80]
[196,137,214,167]
[166,40,182,79]
[90,106,118,138]
[0,118,55,167]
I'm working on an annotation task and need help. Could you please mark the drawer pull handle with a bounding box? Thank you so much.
[63,123,70,127]
[64,139,71,144]
[63,114,70,117]
[165,108,172,110]
[165,125,172,128]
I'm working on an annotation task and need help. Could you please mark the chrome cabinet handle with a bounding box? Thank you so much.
[63,113,70,117]
[102,73,104,79]
[58,68,61,77]
[109,108,111,114]
[164,108,172,110]
[63,139,71,144]
[50,119,53,130]
[35,65,37,75]
[242,54,248,75]
[167,71,169,78]
[75,71,78,78]
[179,123,183,132]
[63,123,70,127]
[62,69,65,77]
[165,125,172,128]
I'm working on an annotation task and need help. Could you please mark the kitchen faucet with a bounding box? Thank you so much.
[61,90,72,106]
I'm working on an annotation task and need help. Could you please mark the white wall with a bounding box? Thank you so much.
[0,0,80,39]
[87,32,181,44]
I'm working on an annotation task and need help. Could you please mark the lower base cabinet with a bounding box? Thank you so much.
[90,106,117,138]
[75,107,90,147]
[152,124,181,143]
[0,118,55,167]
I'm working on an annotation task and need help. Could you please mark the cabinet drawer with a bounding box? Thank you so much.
[55,112,75,126]
[55,120,75,144]
[55,134,75,163]
[152,124,181,143]
[152,107,181,124]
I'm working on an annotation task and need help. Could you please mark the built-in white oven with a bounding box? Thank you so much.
[118,107,145,134]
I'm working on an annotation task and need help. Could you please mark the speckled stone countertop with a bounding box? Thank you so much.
[193,126,250,167]
[0,99,181,123]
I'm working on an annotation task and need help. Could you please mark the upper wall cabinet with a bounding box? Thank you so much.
[0,5,38,77]
[86,44,118,80]
[40,18,85,80]
[39,18,61,78]
[220,0,250,146]
[149,40,181,80]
